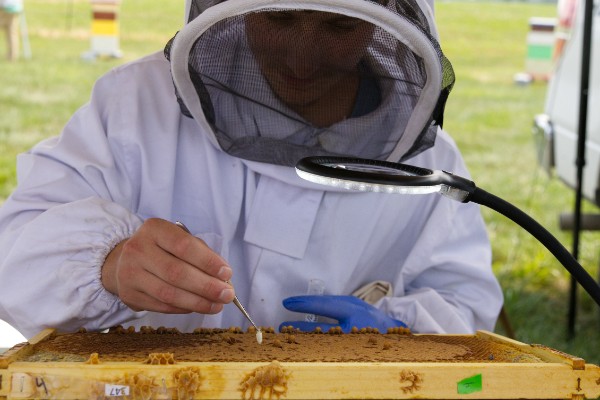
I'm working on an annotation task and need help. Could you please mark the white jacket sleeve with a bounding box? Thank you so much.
[0,69,146,338]
[380,199,502,333]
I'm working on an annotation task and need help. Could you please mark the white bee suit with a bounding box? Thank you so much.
[0,0,502,339]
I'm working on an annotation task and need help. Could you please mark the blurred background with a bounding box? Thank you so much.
[0,0,598,363]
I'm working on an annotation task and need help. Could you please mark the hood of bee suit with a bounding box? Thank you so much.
[167,0,454,167]
[184,0,437,24]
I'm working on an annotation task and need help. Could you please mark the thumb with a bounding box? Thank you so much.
[283,295,361,320]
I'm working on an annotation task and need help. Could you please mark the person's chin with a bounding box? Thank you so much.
[277,86,317,104]
[272,85,317,106]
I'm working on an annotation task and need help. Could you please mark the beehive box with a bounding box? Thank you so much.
[1,327,599,399]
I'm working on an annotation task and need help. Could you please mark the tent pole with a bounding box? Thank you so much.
[567,0,594,340]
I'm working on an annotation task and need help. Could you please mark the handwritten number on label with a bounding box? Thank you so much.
[35,377,48,396]
[105,384,130,397]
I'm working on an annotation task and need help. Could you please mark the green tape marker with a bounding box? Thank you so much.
[457,374,482,394]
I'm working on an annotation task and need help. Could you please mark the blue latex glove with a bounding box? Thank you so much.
[279,295,407,333]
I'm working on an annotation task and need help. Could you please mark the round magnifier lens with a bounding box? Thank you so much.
[325,162,421,176]
[296,156,443,194]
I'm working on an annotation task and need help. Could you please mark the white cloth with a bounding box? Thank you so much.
[0,52,502,338]
[0,0,23,13]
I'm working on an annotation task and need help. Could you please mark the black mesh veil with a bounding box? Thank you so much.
[167,0,454,166]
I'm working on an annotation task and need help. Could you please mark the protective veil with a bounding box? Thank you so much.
[166,0,454,166]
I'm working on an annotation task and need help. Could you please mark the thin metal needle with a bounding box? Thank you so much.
[174,221,263,341]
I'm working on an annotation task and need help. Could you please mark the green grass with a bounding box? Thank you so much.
[0,0,182,195]
[436,1,600,363]
[1,0,599,365]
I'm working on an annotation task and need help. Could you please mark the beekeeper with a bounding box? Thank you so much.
[0,0,503,339]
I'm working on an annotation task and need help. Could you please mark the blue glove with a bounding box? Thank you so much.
[279,295,407,333]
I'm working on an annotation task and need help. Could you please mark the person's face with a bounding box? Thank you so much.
[245,10,375,111]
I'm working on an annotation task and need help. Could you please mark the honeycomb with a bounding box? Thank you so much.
[113,373,159,400]
[18,326,545,364]
[239,361,288,400]
[85,352,100,364]
[173,367,203,399]
[145,352,176,365]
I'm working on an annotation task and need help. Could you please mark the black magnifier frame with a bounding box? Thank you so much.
[296,156,477,202]
[296,156,600,308]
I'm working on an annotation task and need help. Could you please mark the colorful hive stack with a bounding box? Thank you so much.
[85,0,122,59]
[525,17,557,81]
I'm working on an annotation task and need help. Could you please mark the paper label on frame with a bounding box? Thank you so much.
[105,384,130,396]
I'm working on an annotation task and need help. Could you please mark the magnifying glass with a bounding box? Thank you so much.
[296,156,600,307]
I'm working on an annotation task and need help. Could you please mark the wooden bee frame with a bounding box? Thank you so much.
[1,328,599,399]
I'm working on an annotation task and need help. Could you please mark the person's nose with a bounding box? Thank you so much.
[285,27,322,78]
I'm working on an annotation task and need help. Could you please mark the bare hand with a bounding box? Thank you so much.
[101,218,235,314]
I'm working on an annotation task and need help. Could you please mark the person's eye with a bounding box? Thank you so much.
[264,12,295,23]
[327,19,364,32]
